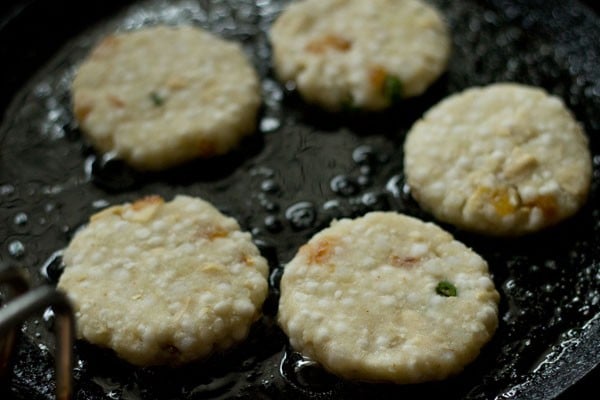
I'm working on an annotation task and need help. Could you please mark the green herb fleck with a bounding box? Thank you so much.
[382,75,403,104]
[150,91,165,106]
[436,280,457,297]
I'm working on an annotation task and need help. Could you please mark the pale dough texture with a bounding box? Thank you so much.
[72,25,261,170]
[270,0,451,111]
[58,195,269,366]
[404,83,592,236]
[278,212,499,383]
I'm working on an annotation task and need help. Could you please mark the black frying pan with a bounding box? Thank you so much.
[1,0,599,399]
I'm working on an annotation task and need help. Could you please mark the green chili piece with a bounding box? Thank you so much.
[436,280,457,297]
[383,75,403,104]
[150,91,165,106]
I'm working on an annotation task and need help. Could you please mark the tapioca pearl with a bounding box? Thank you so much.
[379,295,396,307]
[539,180,559,195]
[409,242,429,258]
[528,207,544,227]
[332,320,349,335]
[341,297,355,307]
[135,227,151,239]
[375,335,391,349]
[286,317,302,336]
[376,280,395,294]
[233,299,255,318]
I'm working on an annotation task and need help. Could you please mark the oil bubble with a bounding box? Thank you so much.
[330,175,359,197]
[285,202,316,230]
[14,212,28,225]
[8,240,25,258]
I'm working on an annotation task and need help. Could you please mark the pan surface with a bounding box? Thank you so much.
[1,0,599,399]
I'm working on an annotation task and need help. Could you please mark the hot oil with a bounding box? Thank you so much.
[1,0,600,399]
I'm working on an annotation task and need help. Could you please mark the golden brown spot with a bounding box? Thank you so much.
[107,94,126,108]
[305,34,352,53]
[526,195,558,219]
[132,195,164,211]
[503,150,538,178]
[209,226,228,240]
[302,238,337,265]
[74,102,93,122]
[197,225,229,240]
[90,205,125,221]
[90,36,121,59]
[201,263,226,274]
[118,195,165,222]
[389,255,419,268]
[475,187,517,217]
[242,254,255,266]
[166,75,188,90]
[196,138,217,157]
[369,65,388,91]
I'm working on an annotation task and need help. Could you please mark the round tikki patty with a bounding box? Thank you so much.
[278,212,500,383]
[404,83,592,236]
[270,0,451,111]
[72,25,261,170]
[57,195,269,366]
